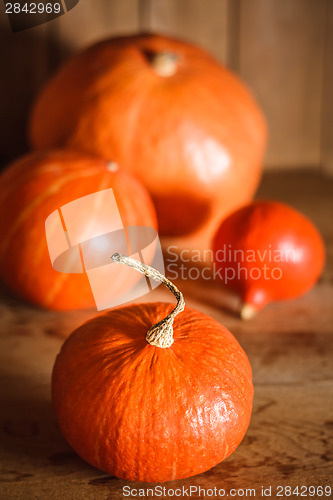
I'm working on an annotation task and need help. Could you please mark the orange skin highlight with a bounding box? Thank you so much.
[213,200,326,313]
[52,303,253,482]
[0,150,157,310]
[29,33,267,240]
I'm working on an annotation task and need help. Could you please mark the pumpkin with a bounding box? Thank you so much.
[29,33,267,246]
[52,254,253,482]
[213,201,325,318]
[0,151,157,310]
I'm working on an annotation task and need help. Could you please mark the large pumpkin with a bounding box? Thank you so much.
[0,151,157,310]
[29,33,267,244]
[52,255,253,482]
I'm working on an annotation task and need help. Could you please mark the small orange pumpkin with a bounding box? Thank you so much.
[52,254,253,482]
[213,200,326,318]
[0,151,157,310]
[29,33,267,244]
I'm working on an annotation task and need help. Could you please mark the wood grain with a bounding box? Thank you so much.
[48,0,140,54]
[0,3,49,165]
[0,171,332,499]
[322,0,333,175]
[0,0,331,173]
[238,0,327,170]
[144,0,230,63]
[0,0,140,167]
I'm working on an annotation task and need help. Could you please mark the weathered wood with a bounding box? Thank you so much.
[0,0,140,167]
[238,0,327,170]
[0,171,332,499]
[0,4,49,165]
[0,0,331,174]
[322,0,333,175]
[146,0,230,63]
[49,0,140,54]
[225,0,240,71]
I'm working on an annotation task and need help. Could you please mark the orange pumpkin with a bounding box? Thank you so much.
[29,33,267,245]
[0,151,157,310]
[52,254,253,482]
[213,201,325,318]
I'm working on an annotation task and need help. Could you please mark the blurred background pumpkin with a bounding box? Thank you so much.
[0,0,331,256]
[0,150,157,309]
[28,33,267,247]
[0,0,331,174]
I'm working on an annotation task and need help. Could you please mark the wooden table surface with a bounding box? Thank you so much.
[1,171,332,500]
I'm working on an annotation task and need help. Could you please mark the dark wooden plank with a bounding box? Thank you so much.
[146,0,230,63]
[238,0,327,169]
[0,4,49,166]
[49,0,140,54]
[0,0,140,168]
[322,0,333,175]
[225,0,240,71]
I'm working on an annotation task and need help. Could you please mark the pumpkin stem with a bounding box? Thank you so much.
[148,52,179,77]
[240,303,257,320]
[111,253,185,348]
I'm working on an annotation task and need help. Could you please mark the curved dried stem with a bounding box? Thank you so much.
[111,253,185,348]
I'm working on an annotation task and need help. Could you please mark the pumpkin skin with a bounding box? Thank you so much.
[52,302,253,482]
[0,151,157,310]
[29,33,267,242]
[213,201,325,315]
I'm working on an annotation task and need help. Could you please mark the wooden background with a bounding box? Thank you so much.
[1,3,333,498]
[0,0,332,173]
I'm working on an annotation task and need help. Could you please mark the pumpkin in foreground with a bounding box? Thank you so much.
[0,151,157,310]
[52,254,253,482]
[213,200,326,318]
[29,32,267,245]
